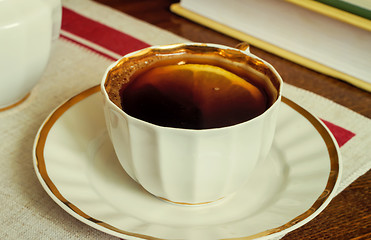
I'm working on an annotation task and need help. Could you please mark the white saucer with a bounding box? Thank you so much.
[33,86,341,240]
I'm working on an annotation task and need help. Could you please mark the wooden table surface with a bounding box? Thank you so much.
[94,1,370,239]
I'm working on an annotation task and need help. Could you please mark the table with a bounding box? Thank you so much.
[93,1,371,239]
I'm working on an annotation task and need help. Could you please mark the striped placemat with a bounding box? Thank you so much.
[0,0,369,239]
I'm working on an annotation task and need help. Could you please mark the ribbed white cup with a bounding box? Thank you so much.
[101,43,282,204]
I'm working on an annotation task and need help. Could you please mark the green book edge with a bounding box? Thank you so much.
[314,0,371,20]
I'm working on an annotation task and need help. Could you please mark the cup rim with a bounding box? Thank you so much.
[101,42,283,132]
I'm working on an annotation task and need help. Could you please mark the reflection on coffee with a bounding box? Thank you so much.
[105,45,280,129]
[120,63,268,129]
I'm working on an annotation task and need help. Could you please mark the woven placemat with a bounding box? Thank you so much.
[0,0,369,239]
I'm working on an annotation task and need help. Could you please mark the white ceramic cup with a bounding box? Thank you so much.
[0,0,61,109]
[101,43,283,205]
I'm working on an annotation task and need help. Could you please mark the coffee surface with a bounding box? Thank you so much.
[120,63,268,129]
[105,45,280,129]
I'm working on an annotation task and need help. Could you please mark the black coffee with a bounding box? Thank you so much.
[119,63,268,129]
[105,45,279,129]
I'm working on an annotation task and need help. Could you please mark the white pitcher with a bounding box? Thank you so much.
[0,0,61,109]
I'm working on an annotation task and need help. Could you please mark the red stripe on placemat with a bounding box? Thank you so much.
[61,7,150,56]
[60,35,117,61]
[321,119,355,147]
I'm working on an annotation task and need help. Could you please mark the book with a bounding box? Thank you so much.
[288,0,371,31]
[170,0,371,92]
